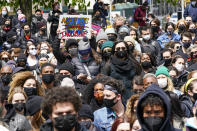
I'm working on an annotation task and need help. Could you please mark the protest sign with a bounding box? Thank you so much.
[59,15,92,39]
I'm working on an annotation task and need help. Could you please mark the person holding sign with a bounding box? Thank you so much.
[47,2,62,41]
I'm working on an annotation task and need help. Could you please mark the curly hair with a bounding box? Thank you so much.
[104,77,124,95]
[41,87,82,116]
[125,94,140,120]
[84,75,109,104]
[9,71,44,96]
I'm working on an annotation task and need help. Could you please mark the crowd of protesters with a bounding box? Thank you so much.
[0,0,197,130]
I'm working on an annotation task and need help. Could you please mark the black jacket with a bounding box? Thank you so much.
[40,119,88,131]
[136,84,181,131]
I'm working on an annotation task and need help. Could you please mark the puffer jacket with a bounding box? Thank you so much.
[136,84,181,131]
[71,57,100,77]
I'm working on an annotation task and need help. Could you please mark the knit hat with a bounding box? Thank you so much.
[18,14,25,21]
[78,104,94,121]
[59,62,74,75]
[101,41,114,51]
[105,28,117,36]
[61,77,75,88]
[65,39,78,51]
[155,66,170,77]
[7,30,17,39]
[13,67,25,74]
[124,36,135,45]
[96,29,108,42]
[26,96,43,116]
[118,25,130,34]
[78,37,91,54]
[7,60,16,71]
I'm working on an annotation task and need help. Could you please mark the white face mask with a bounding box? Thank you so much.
[174,64,184,72]
[143,34,151,41]
[2,11,7,16]
[29,49,37,56]
[157,78,168,89]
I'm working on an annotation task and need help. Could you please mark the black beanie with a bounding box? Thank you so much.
[58,62,74,75]
[78,104,94,121]
[7,30,17,39]
[26,96,43,116]
[65,39,78,51]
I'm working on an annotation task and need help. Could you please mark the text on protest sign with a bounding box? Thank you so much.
[59,15,92,39]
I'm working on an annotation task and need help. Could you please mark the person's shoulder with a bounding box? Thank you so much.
[94,107,107,114]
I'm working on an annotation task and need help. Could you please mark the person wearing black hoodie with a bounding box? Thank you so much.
[136,84,181,131]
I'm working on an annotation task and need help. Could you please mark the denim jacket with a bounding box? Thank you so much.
[93,107,116,131]
[157,33,180,48]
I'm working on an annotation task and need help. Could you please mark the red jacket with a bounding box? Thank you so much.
[134,6,146,26]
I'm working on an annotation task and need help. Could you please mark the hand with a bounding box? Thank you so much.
[55,13,58,16]
[77,73,87,80]
[143,17,146,21]
[56,27,60,34]
[84,76,92,83]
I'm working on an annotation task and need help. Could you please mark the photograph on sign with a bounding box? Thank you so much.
[59,15,92,39]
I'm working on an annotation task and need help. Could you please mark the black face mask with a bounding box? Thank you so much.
[54,114,77,131]
[40,28,46,32]
[141,61,152,69]
[24,29,30,34]
[103,96,118,108]
[59,74,70,81]
[1,74,12,85]
[42,74,55,84]
[108,36,116,42]
[13,102,25,112]
[128,45,134,53]
[102,52,112,60]
[178,25,186,31]
[183,42,191,49]
[151,26,159,33]
[119,33,128,40]
[79,121,92,129]
[24,87,37,97]
[36,15,42,20]
[144,116,164,131]
[115,50,127,59]
[189,28,197,34]
[193,93,197,101]
[164,58,172,66]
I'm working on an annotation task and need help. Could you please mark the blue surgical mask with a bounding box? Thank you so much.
[20,18,26,23]
[2,11,7,16]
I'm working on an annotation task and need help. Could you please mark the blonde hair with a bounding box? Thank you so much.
[166,77,175,92]
[8,87,27,104]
